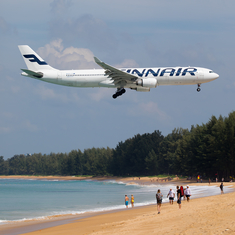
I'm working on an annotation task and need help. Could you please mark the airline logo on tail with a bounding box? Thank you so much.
[23,54,47,65]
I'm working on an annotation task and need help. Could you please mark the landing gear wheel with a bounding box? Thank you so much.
[197,84,201,92]
[112,88,126,99]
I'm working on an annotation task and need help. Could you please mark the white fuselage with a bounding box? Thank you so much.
[19,45,219,98]
[31,67,218,89]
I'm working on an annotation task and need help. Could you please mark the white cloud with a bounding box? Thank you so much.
[115,59,139,68]
[37,39,96,69]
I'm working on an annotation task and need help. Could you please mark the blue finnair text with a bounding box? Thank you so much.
[126,68,197,77]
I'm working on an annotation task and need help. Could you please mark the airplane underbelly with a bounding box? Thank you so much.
[167,75,198,85]
[74,78,99,87]
[58,74,88,87]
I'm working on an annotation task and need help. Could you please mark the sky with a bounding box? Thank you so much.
[0,0,235,159]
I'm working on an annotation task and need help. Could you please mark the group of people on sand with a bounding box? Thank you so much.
[125,194,135,208]
[125,180,226,213]
[156,185,192,214]
[125,185,192,212]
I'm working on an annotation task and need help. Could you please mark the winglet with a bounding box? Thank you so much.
[94,57,102,64]
[94,56,107,70]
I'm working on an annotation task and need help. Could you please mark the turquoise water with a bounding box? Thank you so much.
[0,179,233,223]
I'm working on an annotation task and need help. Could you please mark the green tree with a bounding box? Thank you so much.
[145,149,158,175]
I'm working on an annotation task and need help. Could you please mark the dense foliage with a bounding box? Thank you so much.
[1,112,235,180]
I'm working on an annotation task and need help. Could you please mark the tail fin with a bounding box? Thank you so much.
[18,45,56,71]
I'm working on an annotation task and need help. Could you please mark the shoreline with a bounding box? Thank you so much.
[0,174,222,185]
[2,191,235,235]
[0,176,234,235]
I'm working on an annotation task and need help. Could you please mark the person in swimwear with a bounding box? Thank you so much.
[131,194,134,208]
[125,195,129,208]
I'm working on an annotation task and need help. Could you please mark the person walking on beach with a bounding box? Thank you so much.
[220,183,224,194]
[176,186,181,209]
[131,195,134,208]
[125,195,129,208]
[180,186,184,199]
[184,187,187,200]
[167,188,175,204]
[185,185,191,202]
[156,189,163,214]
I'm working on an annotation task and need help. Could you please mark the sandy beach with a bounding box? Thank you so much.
[0,175,176,183]
[0,176,234,235]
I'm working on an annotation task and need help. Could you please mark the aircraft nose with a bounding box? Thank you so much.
[210,72,219,81]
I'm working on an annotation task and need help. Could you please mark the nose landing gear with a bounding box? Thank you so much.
[112,88,126,99]
[197,84,201,92]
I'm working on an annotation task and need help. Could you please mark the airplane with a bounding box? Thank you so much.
[18,45,219,99]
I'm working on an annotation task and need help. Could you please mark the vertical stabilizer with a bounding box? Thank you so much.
[18,45,56,71]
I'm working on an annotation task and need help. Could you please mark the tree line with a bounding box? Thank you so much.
[1,111,235,180]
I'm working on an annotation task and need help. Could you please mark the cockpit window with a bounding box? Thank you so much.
[209,71,214,73]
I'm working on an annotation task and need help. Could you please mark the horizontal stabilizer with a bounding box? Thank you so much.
[21,69,43,78]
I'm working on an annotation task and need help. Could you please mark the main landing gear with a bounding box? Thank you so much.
[197,84,201,92]
[112,88,126,99]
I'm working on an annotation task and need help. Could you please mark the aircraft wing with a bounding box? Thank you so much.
[94,57,138,86]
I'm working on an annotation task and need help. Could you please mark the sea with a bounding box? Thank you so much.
[0,178,233,224]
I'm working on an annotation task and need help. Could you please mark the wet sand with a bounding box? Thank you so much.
[0,176,234,235]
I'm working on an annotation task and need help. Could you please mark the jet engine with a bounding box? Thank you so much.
[136,78,157,88]
[131,87,150,92]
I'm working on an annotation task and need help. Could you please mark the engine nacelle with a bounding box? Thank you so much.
[136,78,157,88]
[131,87,150,92]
